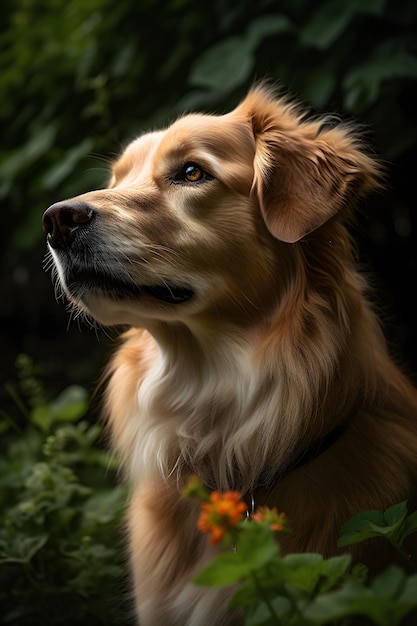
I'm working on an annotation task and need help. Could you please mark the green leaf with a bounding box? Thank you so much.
[371,566,406,599]
[351,562,369,584]
[301,0,386,50]
[303,66,337,109]
[402,511,417,539]
[30,385,88,432]
[245,597,292,625]
[31,404,54,433]
[301,3,353,50]
[192,550,248,587]
[0,534,48,564]
[42,138,94,189]
[283,553,324,593]
[338,502,411,548]
[50,385,89,422]
[304,581,388,624]
[383,501,409,527]
[245,14,292,49]
[320,554,352,591]
[283,553,351,594]
[371,568,417,624]
[82,487,126,526]
[193,523,278,587]
[188,14,291,95]
[398,574,417,606]
[228,557,287,610]
[189,36,254,93]
[0,123,57,181]
[338,509,386,547]
[343,43,417,112]
[229,582,264,610]
[236,523,279,569]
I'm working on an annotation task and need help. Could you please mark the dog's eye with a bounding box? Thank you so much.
[184,164,204,182]
[173,163,212,184]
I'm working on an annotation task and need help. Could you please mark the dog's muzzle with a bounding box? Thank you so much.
[42,200,194,305]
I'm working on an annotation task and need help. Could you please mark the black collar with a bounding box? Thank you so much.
[282,419,350,475]
[256,417,351,492]
[200,412,353,504]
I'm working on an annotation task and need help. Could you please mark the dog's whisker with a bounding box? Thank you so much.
[144,244,180,260]
[65,308,74,332]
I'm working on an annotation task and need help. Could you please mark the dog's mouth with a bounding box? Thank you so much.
[66,270,194,304]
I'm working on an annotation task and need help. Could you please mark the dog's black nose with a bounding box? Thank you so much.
[42,201,94,249]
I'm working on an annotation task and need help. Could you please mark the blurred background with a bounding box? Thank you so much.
[1,0,417,411]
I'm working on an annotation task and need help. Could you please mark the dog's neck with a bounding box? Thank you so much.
[128,315,356,494]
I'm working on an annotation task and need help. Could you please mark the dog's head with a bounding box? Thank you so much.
[43,85,381,329]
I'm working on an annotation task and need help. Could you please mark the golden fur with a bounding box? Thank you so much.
[43,85,417,624]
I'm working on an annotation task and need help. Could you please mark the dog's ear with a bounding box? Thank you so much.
[236,86,382,243]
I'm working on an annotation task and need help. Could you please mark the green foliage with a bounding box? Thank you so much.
[0,355,127,625]
[193,503,417,625]
[338,500,417,562]
[194,522,280,587]
[300,0,387,50]
[1,0,416,259]
[189,15,292,94]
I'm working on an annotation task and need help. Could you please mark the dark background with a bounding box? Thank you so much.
[1,0,417,416]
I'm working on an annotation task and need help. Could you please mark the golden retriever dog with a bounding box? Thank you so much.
[43,85,417,624]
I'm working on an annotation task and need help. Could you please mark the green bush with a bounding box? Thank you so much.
[0,355,127,625]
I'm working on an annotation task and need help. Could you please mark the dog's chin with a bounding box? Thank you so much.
[62,270,195,325]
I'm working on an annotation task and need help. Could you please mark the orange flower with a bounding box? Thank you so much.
[251,506,288,533]
[197,491,247,545]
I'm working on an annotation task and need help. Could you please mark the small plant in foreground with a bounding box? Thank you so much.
[184,477,417,626]
[0,355,127,625]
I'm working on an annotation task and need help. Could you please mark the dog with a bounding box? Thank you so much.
[43,84,417,624]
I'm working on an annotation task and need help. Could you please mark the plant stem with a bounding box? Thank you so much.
[251,570,281,623]
[0,408,22,433]
[389,537,415,571]
[5,383,29,420]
